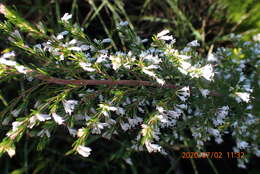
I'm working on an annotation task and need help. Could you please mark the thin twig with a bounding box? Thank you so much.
[35,74,177,89]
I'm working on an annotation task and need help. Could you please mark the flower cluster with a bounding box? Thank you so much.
[0,10,259,169]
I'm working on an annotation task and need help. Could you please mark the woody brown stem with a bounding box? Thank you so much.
[35,74,177,89]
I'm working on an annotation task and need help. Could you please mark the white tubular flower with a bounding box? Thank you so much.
[68,39,77,45]
[215,137,223,144]
[120,122,131,131]
[177,86,190,102]
[56,31,69,40]
[77,145,92,157]
[68,127,77,137]
[101,38,112,43]
[128,116,143,127]
[79,62,95,72]
[142,54,162,64]
[109,55,122,70]
[142,68,157,78]
[199,88,210,98]
[37,129,51,138]
[178,55,191,60]
[178,61,192,75]
[15,65,28,74]
[208,128,220,137]
[68,47,82,51]
[0,58,17,66]
[157,30,170,38]
[156,114,168,123]
[253,33,260,41]
[28,116,37,129]
[63,100,78,115]
[141,124,149,136]
[36,114,51,122]
[11,109,21,117]
[156,78,165,85]
[116,107,125,115]
[176,104,187,110]
[167,110,181,119]
[156,29,175,41]
[235,92,250,103]
[91,122,108,134]
[187,40,200,47]
[61,13,72,22]
[77,128,85,137]
[52,113,65,125]
[1,51,15,59]
[200,64,214,81]
[119,21,129,27]
[145,141,162,153]
[100,104,117,111]
[124,158,133,165]
[158,35,174,41]
[6,147,16,158]
[11,121,23,131]
[2,117,11,126]
[12,30,22,39]
[109,106,117,111]
[156,106,165,113]
[80,45,90,51]
[207,53,218,62]
[213,106,229,126]
[146,65,159,70]
[237,140,249,149]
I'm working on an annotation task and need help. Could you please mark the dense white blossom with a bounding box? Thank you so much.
[0,18,258,167]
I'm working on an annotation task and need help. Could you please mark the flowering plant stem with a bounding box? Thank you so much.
[35,74,177,89]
